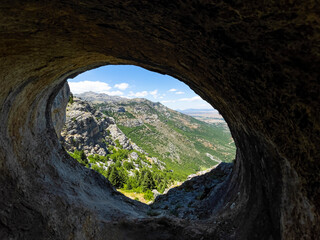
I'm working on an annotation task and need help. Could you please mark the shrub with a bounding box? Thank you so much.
[69,150,88,167]
[141,170,156,191]
[143,190,154,201]
[115,139,122,148]
[123,161,134,170]
[68,94,74,104]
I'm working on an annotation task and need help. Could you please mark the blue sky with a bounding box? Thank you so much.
[68,65,214,110]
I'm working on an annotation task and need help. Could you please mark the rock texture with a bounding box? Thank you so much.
[51,82,70,137]
[0,1,319,240]
[60,97,143,156]
[152,163,233,220]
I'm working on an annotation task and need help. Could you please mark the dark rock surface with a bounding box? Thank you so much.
[51,82,70,137]
[151,163,234,220]
[0,1,319,239]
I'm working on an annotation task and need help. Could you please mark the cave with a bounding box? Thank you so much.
[0,1,319,239]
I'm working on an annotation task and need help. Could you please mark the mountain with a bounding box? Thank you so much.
[58,95,170,203]
[76,91,126,103]
[60,97,144,156]
[75,92,236,179]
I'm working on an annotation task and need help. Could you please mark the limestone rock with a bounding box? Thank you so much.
[152,189,160,198]
[107,124,133,150]
[61,98,109,155]
[129,151,139,160]
[60,96,144,156]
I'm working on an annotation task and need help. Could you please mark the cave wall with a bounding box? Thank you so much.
[51,82,70,137]
[0,1,319,239]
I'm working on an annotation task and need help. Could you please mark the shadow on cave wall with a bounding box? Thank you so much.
[0,1,319,239]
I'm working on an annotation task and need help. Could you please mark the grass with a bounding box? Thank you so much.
[117,189,151,204]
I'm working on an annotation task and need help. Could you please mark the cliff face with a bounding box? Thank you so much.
[0,1,319,239]
[60,97,144,156]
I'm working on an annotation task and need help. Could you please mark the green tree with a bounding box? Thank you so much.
[80,150,86,160]
[158,181,167,193]
[141,171,155,191]
[115,159,122,168]
[70,150,88,167]
[108,167,121,188]
[123,161,134,170]
[125,178,133,190]
[104,166,112,179]
[118,167,128,186]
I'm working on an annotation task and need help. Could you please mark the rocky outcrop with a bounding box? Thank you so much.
[61,97,143,155]
[0,1,319,240]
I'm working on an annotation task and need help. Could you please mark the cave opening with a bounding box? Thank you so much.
[52,65,236,205]
[1,1,318,239]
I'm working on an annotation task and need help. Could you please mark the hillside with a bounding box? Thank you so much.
[76,92,236,180]
[59,96,174,203]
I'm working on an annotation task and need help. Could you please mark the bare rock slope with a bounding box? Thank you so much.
[61,97,143,156]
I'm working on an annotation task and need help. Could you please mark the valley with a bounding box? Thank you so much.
[58,91,236,203]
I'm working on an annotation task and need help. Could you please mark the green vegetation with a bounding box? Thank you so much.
[68,94,74,104]
[117,120,232,179]
[69,150,88,167]
[94,100,236,180]
[69,96,236,203]
[70,147,174,202]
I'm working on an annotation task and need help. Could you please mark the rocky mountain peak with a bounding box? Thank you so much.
[60,96,144,156]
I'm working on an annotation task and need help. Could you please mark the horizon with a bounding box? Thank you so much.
[68,65,216,111]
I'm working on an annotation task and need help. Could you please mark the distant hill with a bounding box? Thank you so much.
[76,91,125,103]
[75,92,236,179]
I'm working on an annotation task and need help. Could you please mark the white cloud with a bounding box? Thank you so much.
[150,89,158,96]
[178,96,201,101]
[69,81,111,94]
[128,91,148,98]
[161,96,202,104]
[161,96,213,110]
[68,81,124,96]
[168,88,177,92]
[175,91,184,95]
[150,89,159,98]
[108,91,124,96]
[114,83,129,90]
[161,100,176,103]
